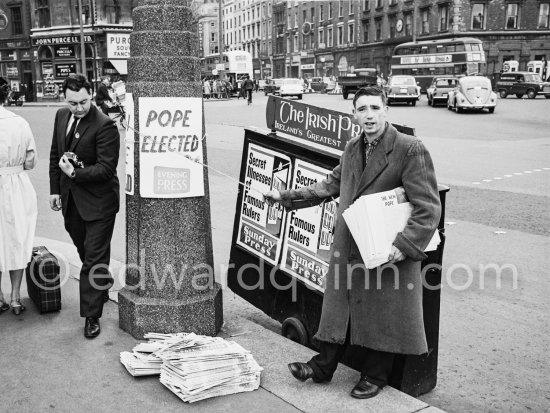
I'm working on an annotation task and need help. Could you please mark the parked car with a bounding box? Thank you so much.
[385,75,421,106]
[258,79,267,91]
[426,77,458,106]
[309,76,336,93]
[447,76,497,113]
[278,78,303,99]
[495,71,550,99]
[338,68,378,99]
[264,78,283,95]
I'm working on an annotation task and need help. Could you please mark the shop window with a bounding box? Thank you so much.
[505,3,519,29]
[35,0,51,28]
[539,3,549,28]
[471,3,485,30]
[438,4,449,31]
[10,7,23,35]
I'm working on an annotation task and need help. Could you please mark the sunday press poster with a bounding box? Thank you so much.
[281,159,339,292]
[236,144,292,265]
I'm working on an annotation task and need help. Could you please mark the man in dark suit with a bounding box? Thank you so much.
[49,74,120,338]
[95,75,113,115]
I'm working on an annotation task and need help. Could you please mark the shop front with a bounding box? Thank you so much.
[102,32,130,83]
[0,43,34,102]
[31,34,95,101]
[315,53,334,77]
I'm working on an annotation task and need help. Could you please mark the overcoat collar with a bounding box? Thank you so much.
[350,122,397,199]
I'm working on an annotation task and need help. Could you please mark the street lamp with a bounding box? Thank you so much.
[78,0,86,74]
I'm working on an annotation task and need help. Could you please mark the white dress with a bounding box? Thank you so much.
[0,106,38,272]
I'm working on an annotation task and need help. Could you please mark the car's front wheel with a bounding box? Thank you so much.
[526,89,537,99]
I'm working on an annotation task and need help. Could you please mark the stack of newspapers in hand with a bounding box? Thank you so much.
[120,332,262,403]
[342,187,440,269]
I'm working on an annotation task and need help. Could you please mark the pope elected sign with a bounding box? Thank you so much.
[139,97,204,198]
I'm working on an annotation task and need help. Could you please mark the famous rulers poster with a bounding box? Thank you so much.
[236,143,292,265]
[280,159,338,292]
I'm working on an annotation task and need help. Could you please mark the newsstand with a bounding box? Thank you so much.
[227,96,448,397]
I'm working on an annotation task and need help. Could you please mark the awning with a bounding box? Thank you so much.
[110,59,127,75]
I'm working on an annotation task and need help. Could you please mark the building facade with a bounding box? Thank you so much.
[25,0,133,101]
[221,0,273,79]
[234,0,549,80]
[0,0,35,101]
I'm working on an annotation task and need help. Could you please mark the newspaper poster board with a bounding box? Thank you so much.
[124,92,134,195]
[280,159,338,292]
[138,97,204,198]
[236,143,292,265]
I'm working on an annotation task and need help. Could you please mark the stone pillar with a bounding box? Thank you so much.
[118,0,223,339]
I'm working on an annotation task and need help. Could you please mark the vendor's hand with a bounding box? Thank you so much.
[388,245,405,264]
[50,194,62,211]
[59,155,75,177]
[263,190,281,205]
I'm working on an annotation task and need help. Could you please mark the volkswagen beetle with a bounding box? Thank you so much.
[447,76,497,113]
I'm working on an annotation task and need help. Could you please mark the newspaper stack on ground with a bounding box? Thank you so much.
[120,332,262,403]
[120,332,193,376]
[342,187,440,269]
[158,335,262,403]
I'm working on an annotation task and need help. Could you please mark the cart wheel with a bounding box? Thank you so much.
[282,317,308,346]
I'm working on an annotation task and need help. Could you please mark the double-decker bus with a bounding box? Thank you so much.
[390,37,486,92]
[201,50,253,95]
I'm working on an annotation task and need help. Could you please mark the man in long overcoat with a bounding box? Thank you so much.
[264,86,441,399]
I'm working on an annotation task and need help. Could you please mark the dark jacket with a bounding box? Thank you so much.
[49,105,120,221]
[279,124,441,354]
[95,84,112,106]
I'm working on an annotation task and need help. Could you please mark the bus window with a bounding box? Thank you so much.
[420,46,428,54]
[428,46,437,53]
[456,44,465,52]
[470,44,481,51]
[446,44,456,53]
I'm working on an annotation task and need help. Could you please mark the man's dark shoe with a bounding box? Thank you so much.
[288,362,324,383]
[84,317,100,338]
[350,377,381,399]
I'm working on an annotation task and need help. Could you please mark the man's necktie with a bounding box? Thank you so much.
[66,116,78,148]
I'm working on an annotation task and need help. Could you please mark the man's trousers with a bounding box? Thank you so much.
[64,195,115,318]
[307,326,395,387]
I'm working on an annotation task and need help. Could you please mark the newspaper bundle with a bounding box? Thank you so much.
[120,332,262,403]
[342,187,440,269]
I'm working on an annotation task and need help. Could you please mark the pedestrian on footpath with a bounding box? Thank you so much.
[203,79,211,99]
[0,80,38,316]
[49,74,120,339]
[264,86,441,399]
[95,75,114,115]
[242,75,255,105]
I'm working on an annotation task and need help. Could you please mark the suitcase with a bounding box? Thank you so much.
[26,246,62,313]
